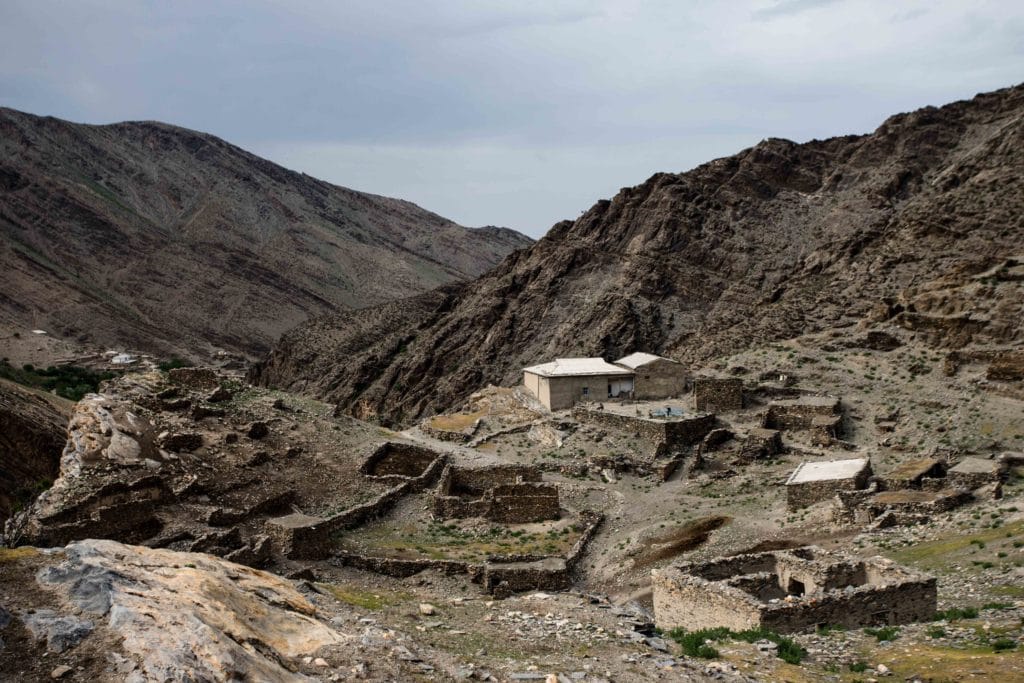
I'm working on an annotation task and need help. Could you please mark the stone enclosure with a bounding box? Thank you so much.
[432,464,560,523]
[652,546,936,634]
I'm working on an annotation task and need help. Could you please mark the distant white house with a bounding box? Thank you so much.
[522,352,686,410]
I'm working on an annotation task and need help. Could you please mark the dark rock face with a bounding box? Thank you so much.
[0,109,532,360]
[0,380,69,522]
[253,85,1024,426]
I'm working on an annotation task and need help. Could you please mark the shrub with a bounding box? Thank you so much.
[935,606,979,621]
[992,638,1017,652]
[849,661,869,672]
[667,626,806,664]
[863,626,900,642]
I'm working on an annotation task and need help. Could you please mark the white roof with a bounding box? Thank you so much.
[786,458,870,485]
[523,358,634,378]
[615,352,675,369]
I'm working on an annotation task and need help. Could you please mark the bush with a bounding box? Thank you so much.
[849,661,869,672]
[992,638,1017,652]
[863,626,900,642]
[667,626,806,664]
[935,606,979,621]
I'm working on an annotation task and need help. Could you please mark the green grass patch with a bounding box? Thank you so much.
[667,626,806,664]
[315,582,409,610]
[887,521,1024,569]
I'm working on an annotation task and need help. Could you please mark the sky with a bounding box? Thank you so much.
[1,1,1022,238]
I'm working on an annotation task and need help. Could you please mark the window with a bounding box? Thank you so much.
[581,387,589,396]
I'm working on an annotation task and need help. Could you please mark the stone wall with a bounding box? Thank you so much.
[764,397,841,431]
[633,359,688,400]
[693,378,743,412]
[653,547,936,634]
[433,465,558,523]
[359,442,442,480]
[267,453,447,560]
[572,407,715,452]
[167,367,220,391]
[786,464,872,511]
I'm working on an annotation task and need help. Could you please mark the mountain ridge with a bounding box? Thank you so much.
[0,107,532,359]
[252,83,1024,424]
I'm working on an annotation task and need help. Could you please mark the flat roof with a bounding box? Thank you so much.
[949,457,1001,474]
[772,396,840,407]
[786,458,870,485]
[886,458,943,480]
[523,357,634,378]
[614,352,675,369]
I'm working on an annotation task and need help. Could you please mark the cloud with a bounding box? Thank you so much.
[1,0,1022,236]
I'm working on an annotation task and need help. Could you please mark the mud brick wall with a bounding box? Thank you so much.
[573,408,715,449]
[693,378,743,412]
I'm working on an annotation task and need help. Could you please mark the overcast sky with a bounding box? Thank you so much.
[2,1,1022,237]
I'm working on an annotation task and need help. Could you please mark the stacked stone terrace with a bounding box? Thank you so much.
[652,546,936,634]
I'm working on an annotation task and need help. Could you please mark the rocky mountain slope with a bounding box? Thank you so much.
[0,379,70,522]
[253,84,1024,425]
[0,108,531,360]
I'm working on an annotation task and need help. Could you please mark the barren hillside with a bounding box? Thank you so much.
[253,84,1024,425]
[0,108,531,360]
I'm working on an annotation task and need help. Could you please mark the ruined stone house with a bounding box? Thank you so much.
[652,546,936,634]
[432,464,559,523]
[785,458,872,510]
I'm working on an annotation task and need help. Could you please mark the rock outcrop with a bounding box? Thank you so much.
[1,539,349,681]
[253,84,1024,425]
[0,108,531,360]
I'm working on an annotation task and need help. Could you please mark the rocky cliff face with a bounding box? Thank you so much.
[253,84,1024,425]
[0,108,531,359]
[0,379,70,521]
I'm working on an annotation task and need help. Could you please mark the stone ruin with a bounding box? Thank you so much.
[764,396,842,445]
[359,441,440,483]
[652,546,936,634]
[836,455,1006,527]
[785,458,872,510]
[432,464,560,524]
[693,377,744,412]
